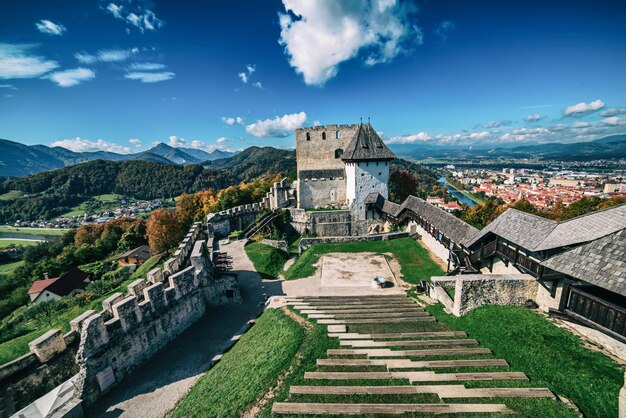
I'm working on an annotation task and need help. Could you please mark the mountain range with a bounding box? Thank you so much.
[388,134,626,162]
[0,139,236,177]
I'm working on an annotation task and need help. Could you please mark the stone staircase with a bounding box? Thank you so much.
[272,295,555,416]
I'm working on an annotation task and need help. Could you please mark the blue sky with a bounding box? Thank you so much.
[1,0,626,154]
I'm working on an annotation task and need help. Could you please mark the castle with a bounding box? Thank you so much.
[294,122,396,221]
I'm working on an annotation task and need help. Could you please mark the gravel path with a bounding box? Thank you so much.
[86,240,285,418]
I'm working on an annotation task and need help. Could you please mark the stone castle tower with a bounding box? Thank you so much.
[295,122,396,220]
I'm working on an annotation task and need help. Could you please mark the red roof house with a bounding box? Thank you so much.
[28,268,91,304]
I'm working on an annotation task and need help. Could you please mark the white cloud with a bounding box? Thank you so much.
[128,62,165,70]
[168,135,186,147]
[238,72,248,83]
[434,20,455,42]
[46,68,95,87]
[386,132,431,144]
[246,64,255,75]
[253,81,263,89]
[483,120,512,129]
[106,3,163,33]
[0,43,58,79]
[129,138,141,147]
[75,48,136,64]
[238,63,256,84]
[313,120,321,127]
[51,137,131,154]
[216,137,228,144]
[245,112,307,137]
[222,116,244,125]
[469,131,490,140]
[601,107,626,117]
[35,20,66,36]
[278,0,420,85]
[572,121,590,128]
[563,99,605,116]
[124,71,174,83]
[0,84,16,89]
[185,137,232,152]
[601,116,625,126]
[526,113,544,122]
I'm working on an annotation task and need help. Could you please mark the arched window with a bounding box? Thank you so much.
[306,132,311,141]
[334,148,343,158]
[336,130,341,139]
[322,131,327,140]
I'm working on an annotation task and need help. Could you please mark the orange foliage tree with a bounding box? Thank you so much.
[147,208,181,253]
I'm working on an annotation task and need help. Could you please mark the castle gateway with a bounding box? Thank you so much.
[295,122,396,221]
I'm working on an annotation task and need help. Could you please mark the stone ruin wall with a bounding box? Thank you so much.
[0,221,240,416]
[206,178,292,236]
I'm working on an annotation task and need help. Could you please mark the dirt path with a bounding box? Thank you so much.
[86,240,285,418]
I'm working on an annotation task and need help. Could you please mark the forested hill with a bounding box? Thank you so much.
[203,146,297,181]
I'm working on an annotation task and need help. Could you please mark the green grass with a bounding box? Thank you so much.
[244,242,289,279]
[0,260,25,275]
[0,253,164,365]
[283,237,444,283]
[59,194,123,218]
[0,226,69,237]
[427,304,623,418]
[171,308,305,418]
[0,190,24,201]
[0,239,40,249]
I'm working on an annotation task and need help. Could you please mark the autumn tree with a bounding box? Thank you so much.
[389,171,417,203]
[460,200,506,229]
[147,209,181,253]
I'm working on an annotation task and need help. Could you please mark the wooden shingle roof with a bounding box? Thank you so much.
[341,123,396,162]
[542,229,626,296]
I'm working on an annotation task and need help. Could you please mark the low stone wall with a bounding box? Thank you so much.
[260,239,289,254]
[430,274,537,316]
[299,231,409,253]
[290,208,353,237]
[408,220,450,264]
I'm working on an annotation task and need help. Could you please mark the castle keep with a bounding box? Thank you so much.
[295,122,396,221]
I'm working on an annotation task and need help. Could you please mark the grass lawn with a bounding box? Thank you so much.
[244,242,289,279]
[0,190,24,201]
[427,303,623,418]
[283,237,444,283]
[0,226,69,237]
[0,260,25,275]
[171,308,305,418]
[0,253,164,365]
[0,239,40,249]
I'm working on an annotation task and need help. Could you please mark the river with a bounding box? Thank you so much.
[437,176,477,207]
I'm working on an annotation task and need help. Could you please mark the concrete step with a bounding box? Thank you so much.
[292,304,417,310]
[301,307,422,315]
[288,301,417,307]
[271,402,513,415]
[289,385,554,399]
[309,312,430,319]
[318,317,435,324]
[317,358,509,369]
[327,347,492,357]
[304,371,528,382]
[339,339,478,347]
[329,331,467,339]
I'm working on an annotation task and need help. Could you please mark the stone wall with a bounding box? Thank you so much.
[297,177,346,209]
[260,239,289,254]
[430,274,537,316]
[535,279,565,312]
[1,222,239,415]
[290,208,353,237]
[299,231,409,253]
[408,220,450,264]
[479,257,523,275]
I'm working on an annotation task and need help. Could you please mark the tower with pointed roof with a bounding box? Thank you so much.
[294,121,396,222]
[342,122,396,220]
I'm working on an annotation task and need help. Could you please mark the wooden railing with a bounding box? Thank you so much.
[565,286,626,339]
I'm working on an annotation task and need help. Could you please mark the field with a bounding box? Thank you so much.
[0,239,40,249]
[171,308,305,417]
[0,260,25,275]
[0,253,164,365]
[0,190,25,201]
[59,193,123,218]
[244,242,289,279]
[283,237,445,282]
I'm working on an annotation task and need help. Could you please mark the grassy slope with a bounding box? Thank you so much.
[427,304,623,418]
[59,193,123,217]
[0,253,164,365]
[0,226,69,237]
[0,190,24,201]
[0,240,40,249]
[171,308,305,417]
[284,237,444,283]
[244,242,289,279]
[0,260,25,275]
